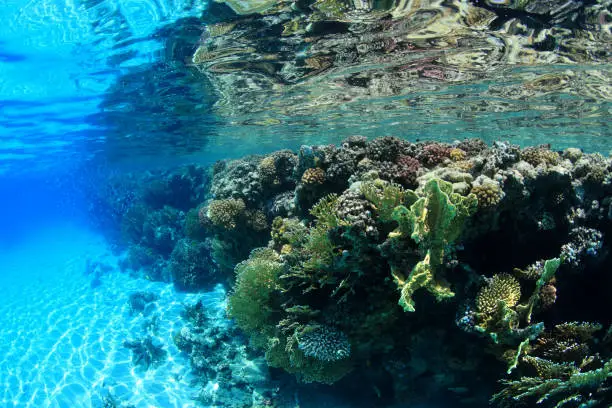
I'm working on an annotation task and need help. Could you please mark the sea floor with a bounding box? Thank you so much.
[0,223,210,408]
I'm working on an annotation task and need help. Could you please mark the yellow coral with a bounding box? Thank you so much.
[449,148,467,161]
[206,22,236,37]
[207,198,246,229]
[450,159,474,172]
[471,183,503,208]
[476,273,521,319]
[521,147,560,166]
[301,167,325,185]
[259,156,277,184]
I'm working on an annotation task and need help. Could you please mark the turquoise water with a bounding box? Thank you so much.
[0,225,224,407]
[1,0,611,407]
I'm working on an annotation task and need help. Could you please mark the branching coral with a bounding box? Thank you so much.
[417,143,451,167]
[309,194,344,229]
[471,180,504,208]
[449,148,467,161]
[521,146,561,167]
[228,249,284,335]
[396,155,421,186]
[493,322,611,408]
[366,136,406,162]
[475,274,521,327]
[258,156,277,184]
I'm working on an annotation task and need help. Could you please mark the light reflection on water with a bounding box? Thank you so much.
[0,0,610,175]
[0,0,207,173]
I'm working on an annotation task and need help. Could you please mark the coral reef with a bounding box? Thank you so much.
[207,198,246,230]
[492,322,612,407]
[104,165,214,289]
[170,239,216,291]
[214,137,611,405]
[97,136,612,406]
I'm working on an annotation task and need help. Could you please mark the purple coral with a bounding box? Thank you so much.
[456,139,488,155]
[366,136,407,162]
[417,143,451,167]
[396,155,420,186]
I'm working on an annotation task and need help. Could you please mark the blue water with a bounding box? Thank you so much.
[0,1,218,406]
[1,0,611,406]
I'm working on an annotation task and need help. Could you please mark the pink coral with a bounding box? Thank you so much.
[417,143,451,167]
[396,155,420,186]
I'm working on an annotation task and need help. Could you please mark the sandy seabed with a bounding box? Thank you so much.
[0,223,219,408]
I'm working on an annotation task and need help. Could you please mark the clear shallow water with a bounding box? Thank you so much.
[0,0,611,406]
[0,224,228,407]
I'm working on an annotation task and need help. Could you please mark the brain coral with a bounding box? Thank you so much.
[301,168,325,185]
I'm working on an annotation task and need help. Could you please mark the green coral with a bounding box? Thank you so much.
[524,257,561,324]
[389,178,478,312]
[493,358,612,407]
[228,248,284,334]
[309,194,344,228]
[361,179,416,222]
[302,224,337,272]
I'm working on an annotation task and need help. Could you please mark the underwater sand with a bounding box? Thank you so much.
[0,223,223,407]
